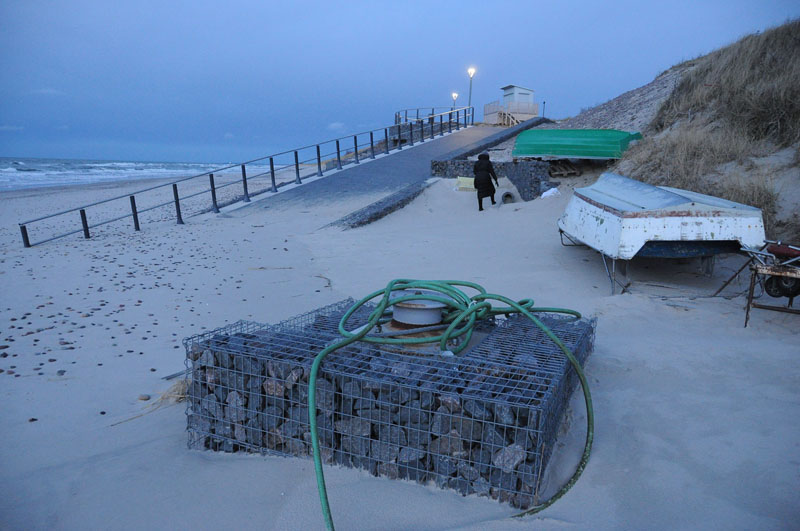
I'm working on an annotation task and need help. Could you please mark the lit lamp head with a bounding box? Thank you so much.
[452,92,459,104]
[468,67,476,78]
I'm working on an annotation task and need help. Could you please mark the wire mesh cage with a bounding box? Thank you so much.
[183,299,595,509]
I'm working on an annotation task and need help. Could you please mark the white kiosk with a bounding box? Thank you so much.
[484,85,539,125]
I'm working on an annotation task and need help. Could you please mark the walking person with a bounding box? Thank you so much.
[473,153,499,211]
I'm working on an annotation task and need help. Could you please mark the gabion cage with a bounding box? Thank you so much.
[183,299,595,509]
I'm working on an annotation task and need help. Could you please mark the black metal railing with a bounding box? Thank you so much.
[394,107,458,124]
[18,106,475,248]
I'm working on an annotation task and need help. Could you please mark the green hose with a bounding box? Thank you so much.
[308,279,593,530]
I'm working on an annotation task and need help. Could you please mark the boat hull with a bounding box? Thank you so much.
[557,173,766,260]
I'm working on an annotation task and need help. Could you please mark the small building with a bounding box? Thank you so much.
[484,84,539,126]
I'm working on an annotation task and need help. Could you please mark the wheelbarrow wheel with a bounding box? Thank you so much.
[764,276,784,298]
[777,276,800,297]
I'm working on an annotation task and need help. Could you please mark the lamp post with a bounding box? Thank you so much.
[467,67,476,124]
[452,92,458,110]
[542,100,546,118]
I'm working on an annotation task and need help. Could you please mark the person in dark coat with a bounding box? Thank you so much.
[473,153,499,211]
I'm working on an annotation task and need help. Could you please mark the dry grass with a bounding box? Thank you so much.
[721,173,779,237]
[652,20,800,146]
[618,20,799,238]
[159,379,188,404]
[622,125,763,189]
[109,379,187,427]
[778,218,800,244]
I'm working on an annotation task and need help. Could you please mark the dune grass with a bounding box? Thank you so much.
[618,19,799,239]
[652,20,800,146]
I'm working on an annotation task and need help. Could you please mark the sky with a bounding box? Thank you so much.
[1,0,798,163]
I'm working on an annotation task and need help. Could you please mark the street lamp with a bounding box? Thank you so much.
[452,92,459,110]
[542,100,546,118]
[467,67,476,124]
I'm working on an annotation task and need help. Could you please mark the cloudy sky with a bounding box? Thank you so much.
[1,0,798,163]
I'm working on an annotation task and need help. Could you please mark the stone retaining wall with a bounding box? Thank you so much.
[432,159,552,201]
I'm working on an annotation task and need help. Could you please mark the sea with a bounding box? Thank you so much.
[0,157,229,192]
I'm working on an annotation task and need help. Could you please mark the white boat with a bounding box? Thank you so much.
[557,172,766,291]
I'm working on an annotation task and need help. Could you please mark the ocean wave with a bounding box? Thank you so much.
[0,157,225,191]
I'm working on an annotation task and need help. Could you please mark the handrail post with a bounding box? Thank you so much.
[397,124,403,150]
[456,110,461,130]
[430,117,434,140]
[439,114,444,136]
[269,157,277,192]
[353,135,360,164]
[369,131,375,159]
[20,225,31,248]
[415,108,419,120]
[449,112,452,133]
[384,128,389,154]
[293,151,302,184]
[209,174,219,213]
[335,140,342,169]
[172,184,184,224]
[129,195,140,231]
[464,109,468,128]
[241,165,250,202]
[79,209,90,239]
[316,145,323,176]
[404,110,407,123]
[409,122,415,146]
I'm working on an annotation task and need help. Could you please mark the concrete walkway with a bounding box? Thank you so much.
[235,125,502,209]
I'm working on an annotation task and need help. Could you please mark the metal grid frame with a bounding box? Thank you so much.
[183,299,595,509]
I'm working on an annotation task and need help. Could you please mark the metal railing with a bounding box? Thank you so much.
[394,107,464,124]
[18,106,475,248]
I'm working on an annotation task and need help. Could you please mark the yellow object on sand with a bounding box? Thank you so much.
[457,176,476,191]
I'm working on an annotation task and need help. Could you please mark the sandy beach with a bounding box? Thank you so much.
[1,168,798,530]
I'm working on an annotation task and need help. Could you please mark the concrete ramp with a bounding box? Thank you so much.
[233,126,502,211]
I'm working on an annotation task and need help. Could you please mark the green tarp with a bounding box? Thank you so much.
[511,129,642,159]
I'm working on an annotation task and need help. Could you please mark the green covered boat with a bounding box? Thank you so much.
[512,129,642,159]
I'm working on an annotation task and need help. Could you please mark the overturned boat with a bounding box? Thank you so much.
[512,129,642,160]
[558,172,766,292]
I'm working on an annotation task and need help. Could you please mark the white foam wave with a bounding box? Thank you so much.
[0,157,224,191]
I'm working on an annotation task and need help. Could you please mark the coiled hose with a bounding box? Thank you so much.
[308,279,593,530]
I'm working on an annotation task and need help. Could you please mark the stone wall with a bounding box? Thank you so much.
[432,159,552,201]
